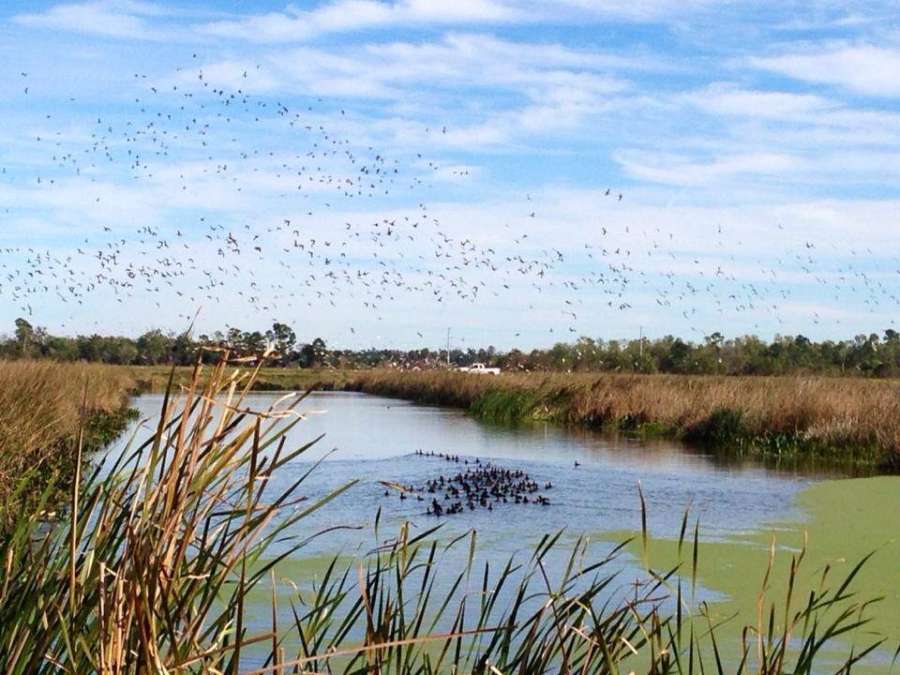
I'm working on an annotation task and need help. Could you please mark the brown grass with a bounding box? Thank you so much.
[0,360,135,510]
[125,364,353,393]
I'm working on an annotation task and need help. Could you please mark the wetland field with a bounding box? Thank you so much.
[1,362,897,672]
[5,2,900,670]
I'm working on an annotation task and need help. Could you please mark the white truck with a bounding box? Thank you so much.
[457,362,501,375]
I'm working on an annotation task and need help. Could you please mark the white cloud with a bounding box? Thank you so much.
[615,150,804,186]
[178,33,632,146]
[548,0,718,21]
[749,44,900,97]
[206,32,635,99]
[199,0,521,43]
[13,1,175,40]
[196,0,726,43]
[13,0,727,46]
[684,84,834,120]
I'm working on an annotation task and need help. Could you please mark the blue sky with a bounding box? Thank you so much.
[1,0,899,349]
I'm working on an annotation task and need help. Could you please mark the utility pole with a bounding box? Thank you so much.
[446,328,451,367]
[639,326,644,359]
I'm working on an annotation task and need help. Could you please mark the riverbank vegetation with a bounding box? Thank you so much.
[119,365,900,469]
[341,370,900,470]
[0,361,136,529]
[125,363,354,394]
[0,359,889,672]
[5,317,900,377]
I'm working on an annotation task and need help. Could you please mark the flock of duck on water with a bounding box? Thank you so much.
[381,450,553,517]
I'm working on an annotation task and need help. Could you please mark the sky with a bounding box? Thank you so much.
[0,0,899,350]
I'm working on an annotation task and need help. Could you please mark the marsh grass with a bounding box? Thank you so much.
[0,356,890,672]
[0,361,136,525]
[340,370,900,469]
[127,365,350,395]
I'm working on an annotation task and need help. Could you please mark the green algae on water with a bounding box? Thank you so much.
[598,476,900,668]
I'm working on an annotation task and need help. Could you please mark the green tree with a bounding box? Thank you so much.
[241,331,267,355]
[136,330,172,365]
[14,318,38,357]
[299,337,328,368]
[267,322,297,364]
[171,333,196,365]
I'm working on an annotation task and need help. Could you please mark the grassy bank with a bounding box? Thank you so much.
[126,364,354,393]
[338,370,900,469]
[124,366,900,468]
[0,361,136,526]
[0,360,885,672]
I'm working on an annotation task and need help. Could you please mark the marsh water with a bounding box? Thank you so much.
[112,391,826,554]
[104,391,896,669]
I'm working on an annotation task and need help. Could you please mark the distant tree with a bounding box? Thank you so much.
[703,332,725,373]
[136,330,172,364]
[267,322,297,364]
[242,331,267,355]
[171,333,196,365]
[14,318,39,357]
[115,338,140,365]
[5,318,900,377]
[704,332,724,349]
[298,337,328,368]
[548,342,574,370]
[661,338,691,373]
[226,328,244,352]
[44,335,79,361]
[312,337,328,364]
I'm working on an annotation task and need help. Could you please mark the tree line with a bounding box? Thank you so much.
[2,320,328,369]
[3,319,900,377]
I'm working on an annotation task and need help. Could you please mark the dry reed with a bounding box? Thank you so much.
[0,361,135,514]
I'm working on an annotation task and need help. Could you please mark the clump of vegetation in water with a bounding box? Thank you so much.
[81,406,140,451]
[0,356,890,672]
[684,407,748,446]
[469,389,548,423]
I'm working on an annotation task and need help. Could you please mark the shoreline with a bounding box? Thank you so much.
[125,366,900,471]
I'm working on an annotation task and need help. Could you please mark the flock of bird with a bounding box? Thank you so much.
[381,452,551,516]
[1,60,899,344]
